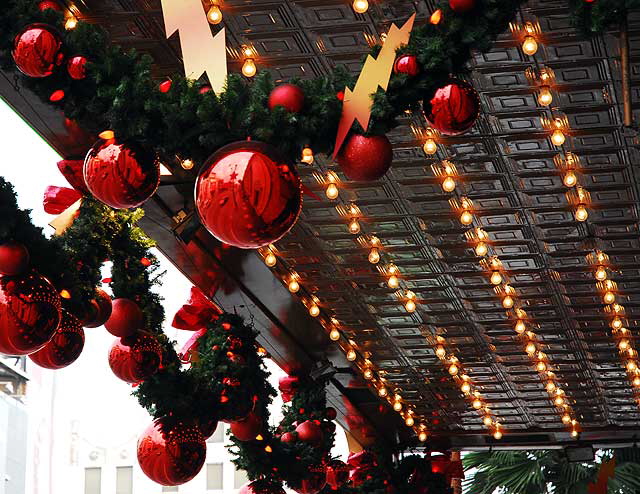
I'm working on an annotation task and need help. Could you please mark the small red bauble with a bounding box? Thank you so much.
[291,471,327,494]
[423,79,480,136]
[67,56,87,80]
[449,0,476,12]
[195,140,302,249]
[82,289,113,328]
[325,459,350,490]
[281,431,297,443]
[295,420,323,445]
[84,140,160,209]
[29,310,84,369]
[159,79,172,93]
[0,242,30,276]
[104,298,143,337]
[49,89,64,102]
[325,407,337,420]
[12,24,63,78]
[137,418,206,486]
[108,334,162,383]
[230,412,262,441]
[268,84,305,113]
[0,272,61,356]
[393,55,419,76]
[38,1,62,11]
[336,134,393,181]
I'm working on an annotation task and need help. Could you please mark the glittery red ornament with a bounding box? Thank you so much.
[449,0,476,12]
[108,334,162,383]
[0,242,30,276]
[291,471,327,494]
[12,24,63,78]
[0,272,61,356]
[67,55,87,80]
[84,140,160,209]
[295,420,323,445]
[81,288,112,328]
[423,79,480,136]
[137,418,206,486]
[268,84,305,113]
[29,310,84,369]
[195,140,302,249]
[281,431,297,443]
[104,298,143,337]
[336,134,393,181]
[393,54,419,76]
[230,412,262,441]
[38,1,62,11]
[325,460,350,490]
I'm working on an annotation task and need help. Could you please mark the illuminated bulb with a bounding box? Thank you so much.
[288,280,300,293]
[325,183,339,200]
[448,363,459,376]
[301,147,314,164]
[627,360,637,372]
[595,266,607,281]
[65,16,78,30]
[475,242,488,257]
[515,321,526,334]
[493,429,503,440]
[405,416,415,427]
[603,291,616,305]
[633,376,640,387]
[460,210,473,226]
[442,176,456,193]
[329,329,340,341]
[612,317,623,330]
[525,342,537,355]
[546,381,556,392]
[571,429,579,438]
[346,349,357,361]
[352,0,369,13]
[181,159,194,170]
[536,361,547,372]
[461,382,471,394]
[368,248,380,264]
[574,204,588,222]
[423,138,437,155]
[483,416,493,427]
[393,401,403,412]
[264,252,277,267]
[388,275,400,289]
[563,170,577,187]
[502,295,514,309]
[363,368,373,380]
[418,431,428,442]
[490,271,503,285]
[309,304,320,317]
[472,399,483,409]
[435,345,446,359]
[348,218,361,234]
[405,299,417,313]
[378,386,388,397]
[207,5,223,24]
[60,289,71,299]
[522,35,538,55]
[554,396,565,406]
[562,414,572,424]
[242,58,257,77]
[551,129,566,146]
[99,130,115,140]
[538,86,553,106]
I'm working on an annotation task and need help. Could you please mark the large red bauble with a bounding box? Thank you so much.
[29,310,84,369]
[0,272,61,356]
[108,334,162,383]
[82,289,113,328]
[291,471,327,494]
[104,298,143,337]
[198,417,219,440]
[230,412,262,441]
[336,134,393,181]
[137,418,206,486]
[84,140,160,209]
[268,84,305,113]
[195,140,302,249]
[0,242,30,276]
[67,56,87,80]
[12,24,63,78]
[393,55,419,76]
[423,79,480,136]
[326,459,350,490]
[449,0,476,12]
[295,420,323,445]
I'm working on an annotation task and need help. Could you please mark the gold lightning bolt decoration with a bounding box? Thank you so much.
[333,14,416,158]
[161,0,227,94]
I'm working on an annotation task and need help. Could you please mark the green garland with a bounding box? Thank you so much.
[569,0,639,36]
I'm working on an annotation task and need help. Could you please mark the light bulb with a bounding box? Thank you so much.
[448,364,459,376]
[627,361,637,372]
[515,320,526,334]
[551,129,566,146]
[348,218,361,234]
[418,431,428,442]
[472,399,483,409]
[575,205,588,222]
[368,248,380,264]
[603,291,616,305]
[619,339,630,351]
[378,386,388,397]
[525,342,537,355]
[301,147,314,164]
[388,275,399,289]
[493,430,503,440]
[538,86,553,106]
[571,429,579,438]
[595,266,607,281]
[393,401,403,412]
[522,35,538,55]
[65,16,78,30]
[483,416,493,426]
[363,368,373,380]
[442,176,456,193]
[405,416,415,427]
[612,317,623,330]
[475,242,488,257]
[563,170,577,187]
[207,5,223,24]
[435,345,446,359]
[181,159,194,170]
[490,271,503,285]
[460,210,473,226]
[461,382,471,394]
[309,304,320,317]
[423,139,437,155]
[325,183,339,200]
[329,329,340,341]
[502,295,514,309]
[554,396,565,406]
[562,413,571,424]
[242,58,257,77]
[536,361,547,372]
[264,252,277,267]
[405,299,417,313]
[288,280,300,293]
[633,376,640,387]
[346,349,357,361]
[546,381,556,392]
[352,0,369,13]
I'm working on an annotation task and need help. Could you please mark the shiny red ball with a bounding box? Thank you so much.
[84,140,160,209]
[295,420,323,445]
[268,84,305,113]
[12,24,63,78]
[29,310,84,369]
[449,0,476,12]
[67,56,87,80]
[137,418,206,486]
[159,80,172,93]
[108,334,162,383]
[423,79,480,136]
[0,272,61,356]
[38,1,62,11]
[230,412,262,441]
[325,459,350,490]
[337,134,393,181]
[195,140,302,249]
[0,242,30,276]
[393,55,419,76]
[280,431,297,443]
[104,298,143,337]
[291,471,327,494]
[81,288,112,328]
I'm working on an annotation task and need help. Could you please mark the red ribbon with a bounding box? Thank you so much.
[57,159,89,194]
[172,286,222,331]
[43,186,82,214]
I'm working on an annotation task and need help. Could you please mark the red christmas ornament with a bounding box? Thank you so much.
[12,24,63,78]
[281,431,297,443]
[325,459,350,490]
[104,298,143,337]
[198,417,219,439]
[159,79,172,93]
[81,288,112,328]
[336,134,393,181]
[295,420,323,445]
[67,55,87,80]
[195,140,302,249]
[108,334,162,383]
[137,418,206,486]
[57,159,90,194]
[423,79,480,136]
[29,310,84,369]
[38,1,62,11]
[393,54,420,76]
[449,0,476,12]
[84,140,160,209]
[336,91,345,101]
[0,242,30,276]
[268,84,305,113]
[0,272,61,356]
[291,471,327,494]
[230,412,262,441]
[325,407,337,420]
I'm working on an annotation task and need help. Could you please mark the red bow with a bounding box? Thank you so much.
[43,186,82,214]
[172,286,222,331]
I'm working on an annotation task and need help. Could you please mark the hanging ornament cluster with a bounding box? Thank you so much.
[423,79,480,136]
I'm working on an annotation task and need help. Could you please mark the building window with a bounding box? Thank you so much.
[234,468,249,489]
[84,467,101,494]
[206,463,223,490]
[207,423,225,443]
[162,486,178,492]
[116,466,132,494]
